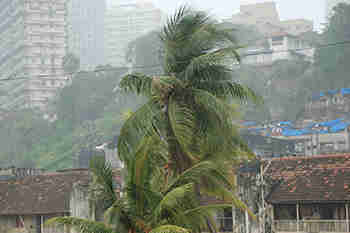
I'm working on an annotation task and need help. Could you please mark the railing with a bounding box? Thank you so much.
[274,220,349,232]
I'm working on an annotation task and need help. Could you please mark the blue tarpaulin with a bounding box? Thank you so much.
[319,118,344,127]
[330,122,349,133]
[278,121,293,126]
[341,88,350,95]
[328,89,338,95]
[282,129,305,136]
[242,121,257,126]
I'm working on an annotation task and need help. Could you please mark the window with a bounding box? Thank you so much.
[216,208,233,232]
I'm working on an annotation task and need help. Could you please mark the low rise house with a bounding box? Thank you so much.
[0,169,92,233]
[266,154,350,233]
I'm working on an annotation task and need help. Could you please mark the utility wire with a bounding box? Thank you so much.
[1,39,350,82]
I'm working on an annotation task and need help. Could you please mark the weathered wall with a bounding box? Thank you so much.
[70,183,92,219]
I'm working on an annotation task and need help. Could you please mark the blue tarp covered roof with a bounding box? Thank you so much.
[242,121,257,126]
[341,88,350,95]
[330,122,349,133]
[277,121,293,126]
[328,89,338,95]
[282,129,305,136]
[319,118,344,127]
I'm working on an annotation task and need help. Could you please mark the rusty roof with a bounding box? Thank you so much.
[265,154,350,204]
[0,169,91,215]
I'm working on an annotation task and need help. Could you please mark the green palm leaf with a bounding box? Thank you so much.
[119,73,154,97]
[45,217,114,233]
[117,99,163,166]
[150,225,190,233]
[166,161,232,192]
[89,156,117,208]
[168,95,198,162]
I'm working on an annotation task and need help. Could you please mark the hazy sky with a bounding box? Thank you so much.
[151,0,326,31]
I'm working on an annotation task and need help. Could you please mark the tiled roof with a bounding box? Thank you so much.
[0,169,91,215]
[265,154,350,204]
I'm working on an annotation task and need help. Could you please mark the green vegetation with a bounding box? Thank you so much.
[0,66,144,170]
[311,3,350,90]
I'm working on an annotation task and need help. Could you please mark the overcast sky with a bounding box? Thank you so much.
[151,0,326,31]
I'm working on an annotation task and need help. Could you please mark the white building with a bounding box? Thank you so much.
[0,0,68,112]
[104,0,164,67]
[242,32,314,65]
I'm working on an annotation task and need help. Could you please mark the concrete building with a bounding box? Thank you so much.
[104,0,164,67]
[0,0,68,112]
[326,0,350,17]
[230,2,314,66]
[230,2,313,37]
[66,0,106,70]
[241,31,314,65]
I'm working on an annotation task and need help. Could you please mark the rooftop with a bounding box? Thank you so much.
[0,169,90,215]
[266,154,350,204]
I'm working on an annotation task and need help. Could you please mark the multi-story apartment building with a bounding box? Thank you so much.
[104,1,164,67]
[0,0,68,112]
[66,0,106,70]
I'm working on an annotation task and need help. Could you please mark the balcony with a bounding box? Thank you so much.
[274,220,349,232]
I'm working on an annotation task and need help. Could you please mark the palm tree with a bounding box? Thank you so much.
[46,142,245,233]
[117,7,257,193]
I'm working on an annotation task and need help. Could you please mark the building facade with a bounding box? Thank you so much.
[0,169,92,233]
[104,1,164,67]
[231,2,314,66]
[66,0,106,70]
[230,2,313,37]
[0,0,68,112]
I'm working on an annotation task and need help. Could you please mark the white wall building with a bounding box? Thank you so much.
[242,32,314,65]
[104,0,164,67]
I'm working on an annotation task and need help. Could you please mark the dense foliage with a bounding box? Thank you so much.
[0,66,144,170]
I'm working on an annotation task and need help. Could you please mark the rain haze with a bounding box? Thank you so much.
[145,0,326,30]
[4,0,350,231]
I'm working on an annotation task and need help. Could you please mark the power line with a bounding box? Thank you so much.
[1,39,350,82]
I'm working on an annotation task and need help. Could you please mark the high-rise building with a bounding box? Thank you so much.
[0,0,68,112]
[66,0,106,70]
[104,0,164,67]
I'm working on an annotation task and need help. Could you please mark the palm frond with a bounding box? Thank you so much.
[154,183,195,221]
[150,225,190,233]
[184,204,233,216]
[166,161,232,193]
[117,99,163,166]
[168,95,198,162]
[119,73,153,96]
[128,136,164,215]
[184,46,242,82]
[45,217,114,233]
[89,156,117,208]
